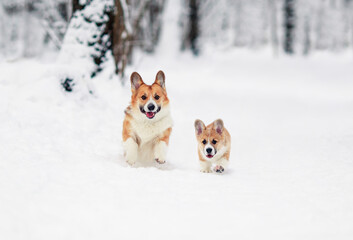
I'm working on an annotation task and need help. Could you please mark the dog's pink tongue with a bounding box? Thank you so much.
[146,112,155,118]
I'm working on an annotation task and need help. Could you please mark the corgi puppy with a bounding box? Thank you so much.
[122,71,173,166]
[194,119,231,173]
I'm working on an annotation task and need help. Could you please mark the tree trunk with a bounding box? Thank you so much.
[269,0,279,56]
[23,0,32,57]
[303,16,311,55]
[112,0,162,79]
[181,0,200,55]
[72,0,85,13]
[112,0,132,78]
[188,0,199,55]
[283,0,295,54]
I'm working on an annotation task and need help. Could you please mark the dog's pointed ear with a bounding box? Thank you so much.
[194,119,205,136]
[214,119,224,135]
[130,72,144,92]
[154,70,166,90]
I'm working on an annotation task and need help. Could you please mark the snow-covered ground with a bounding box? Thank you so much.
[1,2,353,240]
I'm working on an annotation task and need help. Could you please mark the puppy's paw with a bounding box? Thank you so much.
[200,168,212,173]
[213,165,224,173]
[126,159,136,166]
[155,158,166,164]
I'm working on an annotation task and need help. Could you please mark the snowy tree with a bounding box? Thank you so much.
[314,0,350,51]
[58,0,114,93]
[112,0,165,78]
[0,0,70,59]
[186,0,270,52]
[58,0,165,93]
[60,0,114,76]
[233,0,268,48]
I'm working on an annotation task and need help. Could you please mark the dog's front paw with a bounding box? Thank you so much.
[213,165,224,173]
[155,158,166,164]
[126,159,136,166]
[200,168,212,173]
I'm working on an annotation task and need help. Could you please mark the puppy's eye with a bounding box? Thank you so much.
[154,95,160,100]
[141,95,147,100]
[202,139,207,145]
[212,140,217,144]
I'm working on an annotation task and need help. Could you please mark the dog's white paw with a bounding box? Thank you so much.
[123,138,138,166]
[213,165,225,173]
[126,159,136,166]
[154,141,167,165]
[155,158,166,164]
[200,168,212,173]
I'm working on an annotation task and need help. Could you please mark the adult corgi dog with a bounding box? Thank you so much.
[123,71,173,166]
[194,119,231,173]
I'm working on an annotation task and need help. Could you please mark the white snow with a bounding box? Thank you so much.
[1,1,353,240]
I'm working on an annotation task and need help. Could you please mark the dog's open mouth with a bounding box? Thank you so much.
[145,112,155,119]
[140,106,161,119]
[206,154,214,158]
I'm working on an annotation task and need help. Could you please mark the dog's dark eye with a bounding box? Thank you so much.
[154,95,160,100]
[141,95,147,100]
[202,139,207,145]
[212,139,217,144]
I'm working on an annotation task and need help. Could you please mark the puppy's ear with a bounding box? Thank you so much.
[154,70,166,90]
[194,119,205,136]
[131,72,144,92]
[214,119,224,135]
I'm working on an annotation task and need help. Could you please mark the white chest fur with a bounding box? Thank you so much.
[130,110,173,144]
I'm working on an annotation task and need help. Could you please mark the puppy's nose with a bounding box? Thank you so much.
[206,148,212,154]
[147,103,155,111]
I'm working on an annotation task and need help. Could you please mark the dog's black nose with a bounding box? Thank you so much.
[147,103,155,111]
[206,148,212,154]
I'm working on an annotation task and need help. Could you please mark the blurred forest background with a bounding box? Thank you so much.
[0,0,352,80]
